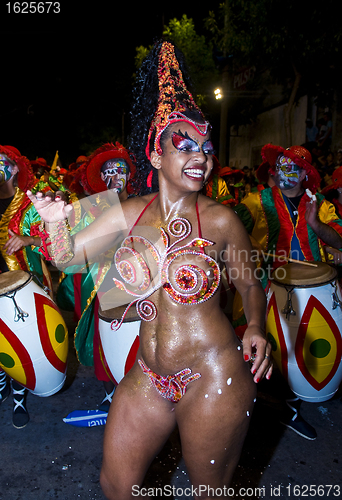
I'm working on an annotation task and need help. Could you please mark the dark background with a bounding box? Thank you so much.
[2,1,220,166]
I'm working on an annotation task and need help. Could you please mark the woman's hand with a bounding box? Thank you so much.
[26,190,73,223]
[242,325,273,383]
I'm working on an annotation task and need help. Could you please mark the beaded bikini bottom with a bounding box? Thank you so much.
[138,358,201,403]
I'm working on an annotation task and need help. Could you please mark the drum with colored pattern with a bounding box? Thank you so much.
[0,270,68,396]
[266,262,342,402]
[98,303,141,385]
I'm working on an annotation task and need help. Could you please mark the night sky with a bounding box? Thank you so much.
[3,1,220,167]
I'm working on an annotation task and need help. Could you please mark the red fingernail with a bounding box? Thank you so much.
[255,378,260,383]
[244,354,249,361]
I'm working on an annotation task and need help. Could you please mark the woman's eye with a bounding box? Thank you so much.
[172,133,200,152]
[202,141,215,155]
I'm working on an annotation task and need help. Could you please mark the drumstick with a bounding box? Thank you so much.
[264,253,318,267]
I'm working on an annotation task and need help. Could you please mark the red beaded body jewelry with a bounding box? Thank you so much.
[110,215,221,330]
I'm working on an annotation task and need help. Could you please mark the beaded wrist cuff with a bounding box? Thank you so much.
[38,220,74,264]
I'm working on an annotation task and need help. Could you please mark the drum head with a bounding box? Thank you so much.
[0,270,32,295]
[99,303,140,323]
[271,262,337,287]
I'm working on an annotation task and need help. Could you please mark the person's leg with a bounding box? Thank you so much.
[175,358,256,498]
[0,370,10,404]
[100,363,177,500]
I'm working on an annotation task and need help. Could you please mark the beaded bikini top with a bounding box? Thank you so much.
[110,194,221,330]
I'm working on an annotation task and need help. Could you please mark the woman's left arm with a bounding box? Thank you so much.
[224,210,272,382]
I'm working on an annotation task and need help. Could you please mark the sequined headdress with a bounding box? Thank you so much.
[145,41,210,160]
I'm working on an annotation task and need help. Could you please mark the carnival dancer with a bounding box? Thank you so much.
[234,144,342,440]
[27,40,272,499]
[0,145,52,428]
[202,156,235,206]
[57,142,136,413]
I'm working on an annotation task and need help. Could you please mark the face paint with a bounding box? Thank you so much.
[0,155,14,185]
[274,155,302,190]
[101,160,129,193]
[171,131,215,156]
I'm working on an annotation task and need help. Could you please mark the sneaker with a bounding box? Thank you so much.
[280,412,317,440]
[12,383,30,429]
[98,387,116,413]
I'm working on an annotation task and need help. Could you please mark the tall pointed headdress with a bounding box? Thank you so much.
[145,41,210,160]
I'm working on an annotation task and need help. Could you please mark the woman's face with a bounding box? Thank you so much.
[151,122,214,191]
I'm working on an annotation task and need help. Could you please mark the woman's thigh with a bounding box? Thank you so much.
[176,357,256,492]
[100,364,177,499]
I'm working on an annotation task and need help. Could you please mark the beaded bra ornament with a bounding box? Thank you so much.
[145,41,211,160]
[109,216,221,331]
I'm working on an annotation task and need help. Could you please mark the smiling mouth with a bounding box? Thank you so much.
[184,168,205,180]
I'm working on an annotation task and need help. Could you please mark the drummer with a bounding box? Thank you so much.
[0,145,52,428]
[234,143,342,440]
[27,40,271,498]
[56,142,137,412]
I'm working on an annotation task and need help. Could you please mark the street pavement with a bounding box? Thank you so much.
[1,271,341,500]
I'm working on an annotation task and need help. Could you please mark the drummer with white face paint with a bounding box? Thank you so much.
[100,159,130,196]
[234,143,342,441]
[0,145,56,429]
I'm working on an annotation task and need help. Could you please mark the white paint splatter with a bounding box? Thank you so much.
[218,389,222,394]
[246,411,250,416]
[227,377,232,385]
[237,345,241,350]
[205,394,209,398]
[210,460,215,464]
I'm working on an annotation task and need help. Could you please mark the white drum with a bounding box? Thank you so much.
[0,270,68,396]
[98,303,141,385]
[266,262,342,402]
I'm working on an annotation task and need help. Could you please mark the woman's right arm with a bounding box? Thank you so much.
[27,190,129,267]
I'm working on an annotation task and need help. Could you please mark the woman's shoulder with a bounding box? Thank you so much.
[122,192,157,212]
[198,194,240,227]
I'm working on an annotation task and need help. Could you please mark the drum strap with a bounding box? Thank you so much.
[282,194,305,261]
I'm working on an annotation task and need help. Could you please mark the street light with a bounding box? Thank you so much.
[214,84,228,166]
[214,88,223,100]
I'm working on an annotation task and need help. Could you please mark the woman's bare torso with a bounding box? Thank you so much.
[111,192,243,377]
